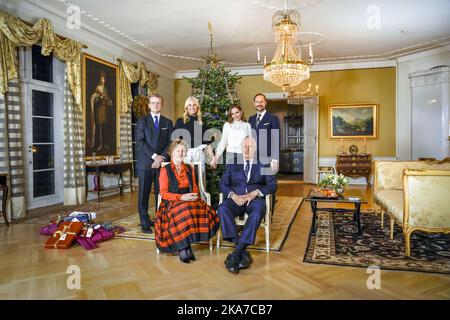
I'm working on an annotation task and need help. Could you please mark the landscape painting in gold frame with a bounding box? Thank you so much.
[329,103,378,139]
[82,53,120,159]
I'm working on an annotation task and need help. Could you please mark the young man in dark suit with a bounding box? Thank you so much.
[218,137,277,274]
[135,94,173,234]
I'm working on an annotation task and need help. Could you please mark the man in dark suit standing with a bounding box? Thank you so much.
[136,94,173,234]
[218,137,277,274]
[248,93,281,173]
[249,93,280,213]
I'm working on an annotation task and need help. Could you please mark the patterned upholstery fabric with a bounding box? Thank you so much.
[376,162,411,191]
[375,161,450,191]
[375,190,404,222]
[374,161,450,256]
[407,175,450,229]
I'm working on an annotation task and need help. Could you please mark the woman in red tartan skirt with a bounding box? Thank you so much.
[155,139,219,263]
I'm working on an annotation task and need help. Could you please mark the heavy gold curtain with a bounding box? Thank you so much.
[119,59,158,113]
[0,10,83,109]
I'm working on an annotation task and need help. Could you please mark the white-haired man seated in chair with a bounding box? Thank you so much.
[218,136,277,274]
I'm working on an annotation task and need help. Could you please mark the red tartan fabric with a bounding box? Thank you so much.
[155,199,219,253]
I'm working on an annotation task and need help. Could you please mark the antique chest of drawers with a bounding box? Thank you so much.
[336,154,372,185]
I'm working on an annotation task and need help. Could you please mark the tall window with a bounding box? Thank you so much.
[131,83,147,177]
[32,45,53,82]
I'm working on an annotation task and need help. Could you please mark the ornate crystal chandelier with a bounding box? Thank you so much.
[263,4,312,91]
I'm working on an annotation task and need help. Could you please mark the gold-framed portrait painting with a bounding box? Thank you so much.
[82,53,120,158]
[329,103,378,139]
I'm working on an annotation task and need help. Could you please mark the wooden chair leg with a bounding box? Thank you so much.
[380,206,384,228]
[265,226,270,253]
[216,226,221,248]
[209,238,213,251]
[404,230,412,257]
[390,217,394,240]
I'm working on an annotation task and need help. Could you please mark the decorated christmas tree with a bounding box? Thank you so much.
[185,24,242,207]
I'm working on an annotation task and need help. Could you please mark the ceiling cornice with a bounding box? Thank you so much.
[395,45,450,64]
[20,0,177,78]
[174,59,397,79]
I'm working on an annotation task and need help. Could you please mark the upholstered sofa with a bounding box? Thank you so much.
[373,159,450,256]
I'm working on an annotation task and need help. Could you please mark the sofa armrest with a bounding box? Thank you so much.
[402,169,450,230]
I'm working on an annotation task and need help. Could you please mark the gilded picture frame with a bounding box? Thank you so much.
[82,53,120,159]
[329,103,378,139]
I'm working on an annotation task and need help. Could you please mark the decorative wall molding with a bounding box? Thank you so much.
[409,66,450,87]
[396,45,450,64]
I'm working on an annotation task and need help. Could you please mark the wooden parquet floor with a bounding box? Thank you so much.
[1,182,449,300]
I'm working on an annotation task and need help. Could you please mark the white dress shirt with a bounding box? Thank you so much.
[216,120,252,157]
[228,158,264,199]
[255,110,266,124]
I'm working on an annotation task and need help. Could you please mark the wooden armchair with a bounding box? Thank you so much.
[156,161,213,254]
[216,193,273,253]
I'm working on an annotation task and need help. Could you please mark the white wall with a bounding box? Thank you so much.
[396,47,450,160]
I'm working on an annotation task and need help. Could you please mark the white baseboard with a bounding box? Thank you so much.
[318,156,397,185]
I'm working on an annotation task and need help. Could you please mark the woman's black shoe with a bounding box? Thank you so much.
[187,247,196,261]
[179,250,191,264]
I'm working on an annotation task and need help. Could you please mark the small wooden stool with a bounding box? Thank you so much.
[318,166,335,182]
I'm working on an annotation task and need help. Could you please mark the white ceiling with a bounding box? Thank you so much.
[7,0,450,72]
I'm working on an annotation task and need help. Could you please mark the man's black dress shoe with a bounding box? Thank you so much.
[224,253,240,274]
[149,220,155,227]
[238,250,253,269]
[141,228,153,234]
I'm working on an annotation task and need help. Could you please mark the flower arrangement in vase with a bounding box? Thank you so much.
[318,173,349,194]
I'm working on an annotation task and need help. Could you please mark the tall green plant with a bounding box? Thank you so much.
[186,52,241,208]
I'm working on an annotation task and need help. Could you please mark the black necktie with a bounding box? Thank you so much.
[256,113,262,127]
[154,116,159,131]
[244,160,251,181]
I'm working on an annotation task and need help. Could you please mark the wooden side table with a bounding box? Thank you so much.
[0,173,9,226]
[85,162,134,202]
[336,153,373,185]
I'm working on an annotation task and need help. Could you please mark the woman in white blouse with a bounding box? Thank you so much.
[211,104,252,168]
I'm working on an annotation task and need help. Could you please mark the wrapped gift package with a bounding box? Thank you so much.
[61,211,96,223]
[76,226,115,251]
[40,222,58,236]
[44,221,84,249]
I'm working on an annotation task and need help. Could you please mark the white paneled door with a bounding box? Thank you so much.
[303,96,319,184]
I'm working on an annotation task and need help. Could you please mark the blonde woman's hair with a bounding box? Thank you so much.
[227,104,247,123]
[168,139,189,158]
[183,96,203,124]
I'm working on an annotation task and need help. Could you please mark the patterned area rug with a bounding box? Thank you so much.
[303,211,450,274]
[18,201,133,225]
[114,196,304,252]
